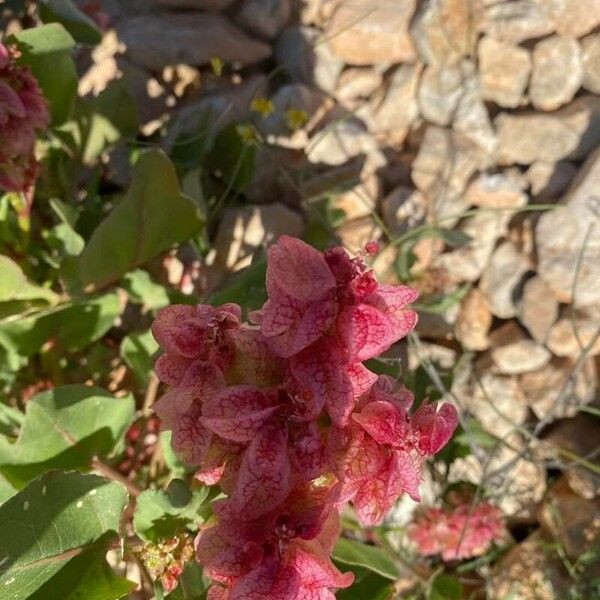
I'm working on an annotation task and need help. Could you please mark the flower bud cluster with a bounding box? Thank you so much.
[408,502,504,561]
[152,236,458,599]
[0,43,48,195]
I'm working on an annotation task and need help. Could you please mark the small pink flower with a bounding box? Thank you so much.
[408,503,504,561]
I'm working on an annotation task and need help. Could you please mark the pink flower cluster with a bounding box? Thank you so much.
[0,43,49,195]
[408,502,504,561]
[152,236,458,599]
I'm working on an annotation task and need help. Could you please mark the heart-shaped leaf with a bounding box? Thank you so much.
[78,150,204,291]
[0,385,134,487]
[0,471,131,600]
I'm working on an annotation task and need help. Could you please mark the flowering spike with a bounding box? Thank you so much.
[151,236,454,598]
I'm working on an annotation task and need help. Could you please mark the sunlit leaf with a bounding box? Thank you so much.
[0,385,134,487]
[0,471,131,600]
[78,150,204,290]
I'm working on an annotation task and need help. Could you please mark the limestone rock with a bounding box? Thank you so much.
[452,66,497,156]
[489,322,551,375]
[543,415,600,499]
[381,187,428,236]
[582,32,600,94]
[411,0,478,65]
[335,68,383,108]
[358,64,421,141]
[165,75,268,148]
[536,147,600,306]
[450,437,546,517]
[115,14,271,71]
[275,26,343,94]
[526,161,578,199]
[518,276,559,343]
[481,1,554,43]
[539,478,600,561]
[307,119,386,168]
[496,95,600,165]
[480,241,531,319]
[260,83,326,138]
[520,357,597,422]
[236,0,291,39]
[325,0,416,65]
[537,0,600,38]
[418,63,464,126]
[412,126,489,225]
[547,318,600,357]
[208,204,304,287]
[435,210,511,282]
[530,36,583,111]
[478,36,531,107]
[489,531,571,600]
[465,171,527,208]
[456,288,493,351]
[466,372,529,437]
[330,156,383,221]
[335,216,382,253]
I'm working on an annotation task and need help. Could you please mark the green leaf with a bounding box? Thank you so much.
[164,562,208,599]
[76,80,138,165]
[48,199,85,257]
[206,124,255,194]
[0,293,121,360]
[0,385,134,487]
[0,255,59,304]
[428,573,463,600]
[0,402,24,436]
[30,543,134,600]
[336,566,393,600]
[332,538,400,581]
[120,329,159,386]
[11,22,75,54]
[434,228,472,248]
[209,255,266,314]
[0,471,129,600]
[78,149,204,290]
[159,431,190,479]
[0,472,18,504]
[39,0,102,45]
[133,479,210,542]
[121,270,170,311]
[414,284,471,315]
[12,24,77,125]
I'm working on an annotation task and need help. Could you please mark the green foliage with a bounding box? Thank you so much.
[205,124,256,194]
[78,150,204,290]
[336,567,394,600]
[333,538,400,580]
[133,479,210,542]
[209,255,267,314]
[0,293,122,366]
[0,471,130,600]
[121,270,170,311]
[120,329,159,386]
[427,573,463,600]
[75,80,138,166]
[0,255,58,304]
[39,0,102,45]
[0,385,134,487]
[12,24,77,124]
